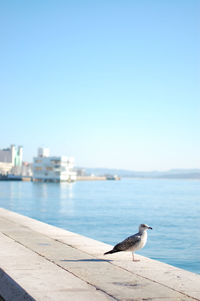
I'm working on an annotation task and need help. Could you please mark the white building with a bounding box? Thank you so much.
[18,162,33,177]
[33,148,77,182]
[0,145,23,175]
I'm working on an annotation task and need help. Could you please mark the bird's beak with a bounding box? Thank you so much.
[148,227,153,230]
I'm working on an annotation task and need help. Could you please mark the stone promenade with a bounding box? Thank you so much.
[0,208,199,301]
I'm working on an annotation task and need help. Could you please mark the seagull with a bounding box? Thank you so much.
[104,224,152,261]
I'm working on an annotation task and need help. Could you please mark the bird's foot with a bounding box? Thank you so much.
[132,259,140,262]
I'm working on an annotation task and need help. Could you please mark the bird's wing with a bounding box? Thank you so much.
[113,234,141,251]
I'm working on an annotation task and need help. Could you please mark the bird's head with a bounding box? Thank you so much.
[139,224,153,232]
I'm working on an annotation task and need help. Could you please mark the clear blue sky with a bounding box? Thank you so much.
[0,0,199,170]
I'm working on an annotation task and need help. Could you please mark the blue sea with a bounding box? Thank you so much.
[0,178,199,274]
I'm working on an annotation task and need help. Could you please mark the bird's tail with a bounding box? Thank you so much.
[104,249,118,255]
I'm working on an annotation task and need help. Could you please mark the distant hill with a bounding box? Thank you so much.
[75,167,200,179]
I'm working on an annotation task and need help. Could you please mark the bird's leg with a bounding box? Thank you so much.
[132,252,140,262]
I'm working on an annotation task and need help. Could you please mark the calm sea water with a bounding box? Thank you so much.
[0,178,199,274]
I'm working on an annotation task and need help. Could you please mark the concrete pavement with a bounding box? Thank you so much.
[0,208,199,301]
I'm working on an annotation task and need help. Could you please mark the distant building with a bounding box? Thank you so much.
[75,168,86,177]
[0,145,23,175]
[19,162,33,177]
[33,148,77,182]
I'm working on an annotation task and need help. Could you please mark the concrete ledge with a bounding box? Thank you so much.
[0,208,200,301]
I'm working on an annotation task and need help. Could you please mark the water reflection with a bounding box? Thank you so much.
[31,182,75,216]
[32,182,49,199]
[59,182,74,199]
[59,182,75,216]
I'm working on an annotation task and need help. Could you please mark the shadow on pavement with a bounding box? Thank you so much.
[60,258,112,262]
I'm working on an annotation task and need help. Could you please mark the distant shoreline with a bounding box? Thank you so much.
[79,168,200,180]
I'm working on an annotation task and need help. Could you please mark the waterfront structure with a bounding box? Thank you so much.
[0,145,23,175]
[33,148,77,182]
[20,162,33,177]
[0,208,200,301]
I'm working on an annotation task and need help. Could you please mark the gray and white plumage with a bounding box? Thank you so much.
[104,224,152,261]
